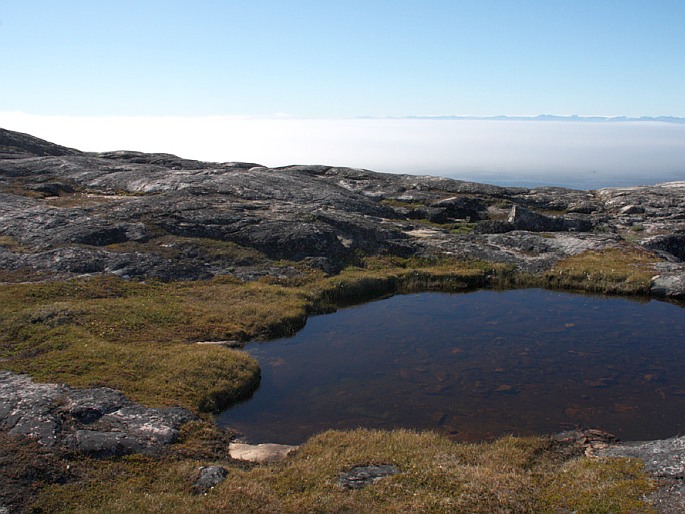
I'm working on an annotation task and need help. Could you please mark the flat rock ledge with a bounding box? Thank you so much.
[596,436,685,513]
[598,435,685,478]
[0,370,195,457]
[228,442,298,463]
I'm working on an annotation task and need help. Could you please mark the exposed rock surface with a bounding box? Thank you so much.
[552,430,685,512]
[598,436,685,478]
[338,464,401,490]
[597,436,685,513]
[0,371,194,457]
[193,465,229,493]
[1,127,684,295]
[228,442,298,463]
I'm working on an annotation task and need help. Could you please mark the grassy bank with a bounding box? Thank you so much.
[0,248,663,512]
[0,248,659,413]
[28,430,653,513]
[0,257,507,412]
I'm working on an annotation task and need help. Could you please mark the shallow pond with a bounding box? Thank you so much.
[218,289,685,445]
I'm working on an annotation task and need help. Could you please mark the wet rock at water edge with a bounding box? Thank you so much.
[650,264,685,299]
[552,428,619,455]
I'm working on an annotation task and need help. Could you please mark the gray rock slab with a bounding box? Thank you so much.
[194,465,228,493]
[597,435,685,513]
[0,371,194,457]
[597,436,685,478]
[651,269,685,299]
[338,464,401,490]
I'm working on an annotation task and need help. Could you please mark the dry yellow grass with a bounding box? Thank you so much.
[32,430,654,513]
[545,246,661,295]
[0,254,664,513]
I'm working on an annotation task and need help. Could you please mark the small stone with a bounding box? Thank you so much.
[193,465,228,493]
[338,464,401,490]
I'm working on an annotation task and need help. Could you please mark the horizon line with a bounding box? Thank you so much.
[1,111,684,124]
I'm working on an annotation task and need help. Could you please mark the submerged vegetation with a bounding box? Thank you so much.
[0,249,665,512]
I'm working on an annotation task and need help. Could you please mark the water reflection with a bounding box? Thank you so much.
[218,289,685,444]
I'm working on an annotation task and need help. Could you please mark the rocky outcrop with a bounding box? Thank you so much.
[0,128,81,160]
[1,127,685,296]
[0,371,194,457]
[597,436,685,513]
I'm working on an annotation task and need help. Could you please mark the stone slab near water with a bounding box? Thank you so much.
[228,442,298,463]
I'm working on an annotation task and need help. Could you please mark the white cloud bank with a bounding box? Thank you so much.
[1,112,684,189]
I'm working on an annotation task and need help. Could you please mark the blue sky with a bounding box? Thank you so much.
[1,1,684,187]
[1,0,684,117]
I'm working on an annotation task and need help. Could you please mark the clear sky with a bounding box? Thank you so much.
[1,0,684,117]
[2,1,685,188]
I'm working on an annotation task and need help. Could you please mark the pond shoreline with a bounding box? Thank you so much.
[3,127,685,511]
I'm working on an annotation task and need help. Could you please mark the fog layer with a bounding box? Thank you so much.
[2,113,684,189]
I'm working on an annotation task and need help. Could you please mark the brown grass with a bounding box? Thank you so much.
[0,252,666,513]
[544,246,661,295]
[30,430,654,513]
[0,249,663,412]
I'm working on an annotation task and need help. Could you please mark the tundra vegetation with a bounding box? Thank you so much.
[0,252,660,512]
[2,128,682,511]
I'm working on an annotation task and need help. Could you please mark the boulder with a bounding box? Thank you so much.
[507,205,564,232]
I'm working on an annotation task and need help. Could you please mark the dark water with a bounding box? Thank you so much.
[218,289,685,444]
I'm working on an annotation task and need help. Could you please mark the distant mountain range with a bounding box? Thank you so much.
[361,115,685,124]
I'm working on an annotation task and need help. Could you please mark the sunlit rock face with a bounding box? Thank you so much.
[1,127,684,296]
